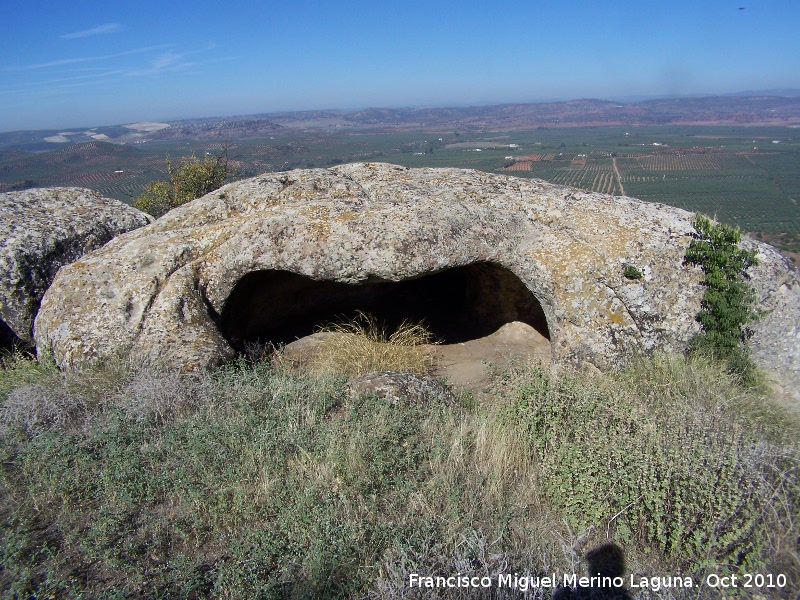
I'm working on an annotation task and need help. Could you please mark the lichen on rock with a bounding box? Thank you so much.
[31,164,799,400]
[0,187,151,347]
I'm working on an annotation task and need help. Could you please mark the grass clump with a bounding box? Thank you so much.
[0,350,797,598]
[309,312,438,378]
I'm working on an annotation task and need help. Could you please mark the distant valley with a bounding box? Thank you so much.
[3,95,800,152]
[1,95,798,252]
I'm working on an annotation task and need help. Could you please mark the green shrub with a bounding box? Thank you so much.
[133,150,228,218]
[496,355,799,578]
[683,214,760,382]
[623,264,643,280]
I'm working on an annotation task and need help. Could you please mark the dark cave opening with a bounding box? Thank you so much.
[0,320,16,352]
[0,320,28,354]
[219,263,550,350]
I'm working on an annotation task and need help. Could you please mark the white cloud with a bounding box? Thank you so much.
[124,50,234,77]
[61,23,121,40]
[0,70,126,96]
[124,53,190,77]
[1,45,172,72]
[152,51,184,70]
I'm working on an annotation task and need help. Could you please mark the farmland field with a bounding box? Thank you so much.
[380,126,800,235]
[1,125,798,236]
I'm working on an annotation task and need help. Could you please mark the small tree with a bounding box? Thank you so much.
[133,179,172,219]
[134,150,228,218]
[683,214,760,381]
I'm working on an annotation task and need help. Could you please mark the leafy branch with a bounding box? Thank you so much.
[683,214,760,383]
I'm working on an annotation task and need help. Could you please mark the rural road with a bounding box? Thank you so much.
[612,156,626,196]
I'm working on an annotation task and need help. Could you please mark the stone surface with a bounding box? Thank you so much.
[743,239,800,403]
[32,163,799,399]
[346,371,456,405]
[0,187,151,344]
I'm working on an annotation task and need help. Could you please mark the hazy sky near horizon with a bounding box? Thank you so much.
[1,0,799,132]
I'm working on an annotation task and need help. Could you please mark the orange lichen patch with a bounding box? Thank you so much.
[559,211,637,258]
[608,311,627,326]
[328,187,361,200]
[534,238,601,278]
[334,211,360,222]
[295,204,333,241]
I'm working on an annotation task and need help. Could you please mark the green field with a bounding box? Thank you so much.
[380,126,800,234]
[1,125,798,234]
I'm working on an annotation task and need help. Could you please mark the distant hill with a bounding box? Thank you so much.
[2,95,800,152]
[726,88,800,98]
[339,96,800,129]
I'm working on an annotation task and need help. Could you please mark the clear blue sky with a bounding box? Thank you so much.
[1,0,798,132]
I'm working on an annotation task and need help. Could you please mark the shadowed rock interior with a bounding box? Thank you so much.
[0,320,21,352]
[219,262,550,350]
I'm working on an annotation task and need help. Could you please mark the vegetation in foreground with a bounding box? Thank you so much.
[0,347,797,599]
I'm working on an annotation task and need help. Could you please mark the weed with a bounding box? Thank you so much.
[310,312,438,378]
[623,264,643,280]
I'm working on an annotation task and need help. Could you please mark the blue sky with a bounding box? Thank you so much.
[1,0,799,132]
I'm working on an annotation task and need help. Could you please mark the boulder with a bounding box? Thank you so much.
[33,163,799,399]
[743,240,800,399]
[346,372,456,405]
[0,187,152,346]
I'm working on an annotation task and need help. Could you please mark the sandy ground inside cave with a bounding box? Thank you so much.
[282,321,551,397]
[430,321,551,394]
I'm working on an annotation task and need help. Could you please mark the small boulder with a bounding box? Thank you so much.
[346,371,456,404]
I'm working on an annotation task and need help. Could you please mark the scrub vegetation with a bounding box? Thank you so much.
[0,345,797,598]
[133,150,228,218]
[684,214,761,383]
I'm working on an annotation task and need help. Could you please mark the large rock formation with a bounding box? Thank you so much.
[33,163,799,398]
[1,187,152,346]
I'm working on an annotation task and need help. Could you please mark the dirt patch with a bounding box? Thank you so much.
[432,321,550,395]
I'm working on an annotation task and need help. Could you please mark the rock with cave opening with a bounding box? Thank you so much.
[32,163,800,401]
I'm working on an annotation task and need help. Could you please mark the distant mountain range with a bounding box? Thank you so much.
[725,88,800,98]
[2,94,800,152]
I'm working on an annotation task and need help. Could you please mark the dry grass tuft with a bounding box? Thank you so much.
[309,312,438,378]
